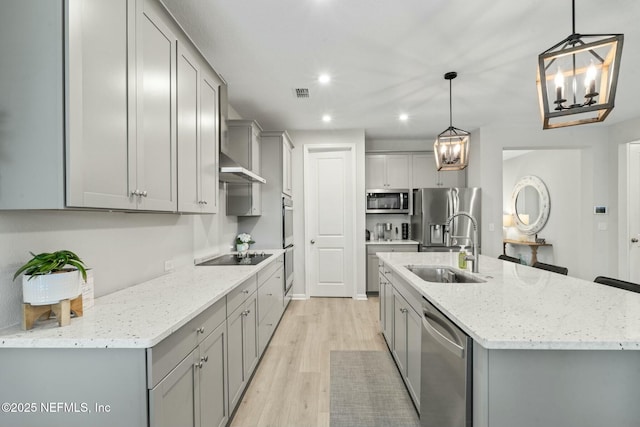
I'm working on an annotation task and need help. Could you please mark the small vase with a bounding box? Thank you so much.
[236,243,249,253]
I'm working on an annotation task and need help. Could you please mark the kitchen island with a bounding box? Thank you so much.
[0,250,286,427]
[378,252,640,427]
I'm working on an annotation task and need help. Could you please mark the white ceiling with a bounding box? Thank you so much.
[162,0,640,140]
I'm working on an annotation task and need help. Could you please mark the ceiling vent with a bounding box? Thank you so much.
[294,88,310,98]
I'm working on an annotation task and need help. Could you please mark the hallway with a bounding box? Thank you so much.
[230,297,385,427]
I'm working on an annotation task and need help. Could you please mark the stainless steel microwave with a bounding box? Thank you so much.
[366,189,410,214]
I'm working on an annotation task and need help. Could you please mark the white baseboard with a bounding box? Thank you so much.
[355,293,368,300]
[291,293,308,300]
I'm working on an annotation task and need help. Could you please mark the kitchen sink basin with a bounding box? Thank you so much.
[406,265,486,284]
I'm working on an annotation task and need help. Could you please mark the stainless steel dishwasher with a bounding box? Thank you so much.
[420,297,473,427]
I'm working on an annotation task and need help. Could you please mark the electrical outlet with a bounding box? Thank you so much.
[488,223,495,232]
[164,260,174,272]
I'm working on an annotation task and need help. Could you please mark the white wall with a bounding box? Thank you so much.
[502,150,583,277]
[288,129,366,299]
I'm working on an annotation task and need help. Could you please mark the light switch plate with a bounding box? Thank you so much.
[164,260,174,272]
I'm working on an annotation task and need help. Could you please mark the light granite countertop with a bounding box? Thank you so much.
[378,252,640,351]
[0,250,284,349]
[366,239,419,245]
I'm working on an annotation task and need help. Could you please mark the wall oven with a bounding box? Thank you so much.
[283,195,294,299]
[366,189,410,214]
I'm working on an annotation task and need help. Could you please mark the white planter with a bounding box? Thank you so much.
[236,243,249,252]
[22,270,82,306]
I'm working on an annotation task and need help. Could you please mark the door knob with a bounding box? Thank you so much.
[632,237,639,243]
[310,239,316,244]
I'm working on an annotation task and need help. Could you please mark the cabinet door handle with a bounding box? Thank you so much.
[201,356,209,363]
[194,361,203,369]
[130,189,140,197]
[197,327,205,334]
[400,308,408,314]
[632,237,639,243]
[141,190,148,197]
[267,293,273,296]
[242,289,250,294]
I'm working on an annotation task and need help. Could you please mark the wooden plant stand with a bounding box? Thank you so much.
[22,295,83,330]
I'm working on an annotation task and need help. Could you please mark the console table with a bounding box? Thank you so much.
[503,239,552,265]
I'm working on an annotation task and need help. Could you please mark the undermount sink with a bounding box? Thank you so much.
[406,265,486,284]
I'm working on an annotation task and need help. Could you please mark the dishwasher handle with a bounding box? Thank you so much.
[423,310,465,359]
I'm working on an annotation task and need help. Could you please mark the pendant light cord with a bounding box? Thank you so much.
[449,78,453,128]
[571,0,576,34]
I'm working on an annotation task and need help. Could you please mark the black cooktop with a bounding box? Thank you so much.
[197,253,272,266]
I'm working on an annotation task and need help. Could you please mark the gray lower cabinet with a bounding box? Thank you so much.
[149,322,228,427]
[382,262,421,412]
[148,298,228,427]
[149,348,199,427]
[228,292,258,411]
[257,258,285,355]
[367,244,418,292]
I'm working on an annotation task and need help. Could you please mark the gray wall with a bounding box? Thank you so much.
[0,186,238,331]
[502,150,583,277]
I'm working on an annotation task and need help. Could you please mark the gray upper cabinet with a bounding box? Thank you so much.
[135,0,177,211]
[227,120,262,216]
[260,130,294,197]
[177,42,221,214]
[282,133,294,196]
[0,0,223,212]
[411,153,466,188]
[66,0,136,210]
[365,154,411,189]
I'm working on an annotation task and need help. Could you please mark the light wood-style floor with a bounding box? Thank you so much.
[230,297,387,427]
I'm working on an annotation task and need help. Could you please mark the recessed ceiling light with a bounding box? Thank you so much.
[322,114,332,123]
[399,113,409,122]
[318,74,331,84]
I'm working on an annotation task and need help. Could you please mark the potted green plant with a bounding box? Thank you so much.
[13,250,88,306]
[236,233,255,253]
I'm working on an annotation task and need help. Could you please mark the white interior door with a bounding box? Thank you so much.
[628,144,640,283]
[305,147,355,297]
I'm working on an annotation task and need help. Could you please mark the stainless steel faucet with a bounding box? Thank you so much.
[445,211,479,273]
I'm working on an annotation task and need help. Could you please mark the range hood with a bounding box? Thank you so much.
[219,152,266,184]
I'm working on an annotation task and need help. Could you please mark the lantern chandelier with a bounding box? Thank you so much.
[536,0,623,129]
[434,71,469,171]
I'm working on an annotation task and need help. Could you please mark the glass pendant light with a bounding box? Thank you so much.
[536,0,623,129]
[434,71,469,171]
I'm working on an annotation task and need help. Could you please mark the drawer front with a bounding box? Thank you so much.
[258,266,283,324]
[227,275,258,316]
[147,297,226,389]
[257,261,277,287]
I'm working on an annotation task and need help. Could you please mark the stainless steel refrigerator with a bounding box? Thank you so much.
[411,188,481,252]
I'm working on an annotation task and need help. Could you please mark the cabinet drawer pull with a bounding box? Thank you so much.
[400,308,408,314]
[197,327,205,334]
[267,293,273,296]
[194,361,203,369]
[130,189,140,197]
[242,290,250,294]
[201,356,208,363]
[141,190,148,197]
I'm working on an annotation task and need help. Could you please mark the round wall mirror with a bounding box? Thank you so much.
[510,175,550,235]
